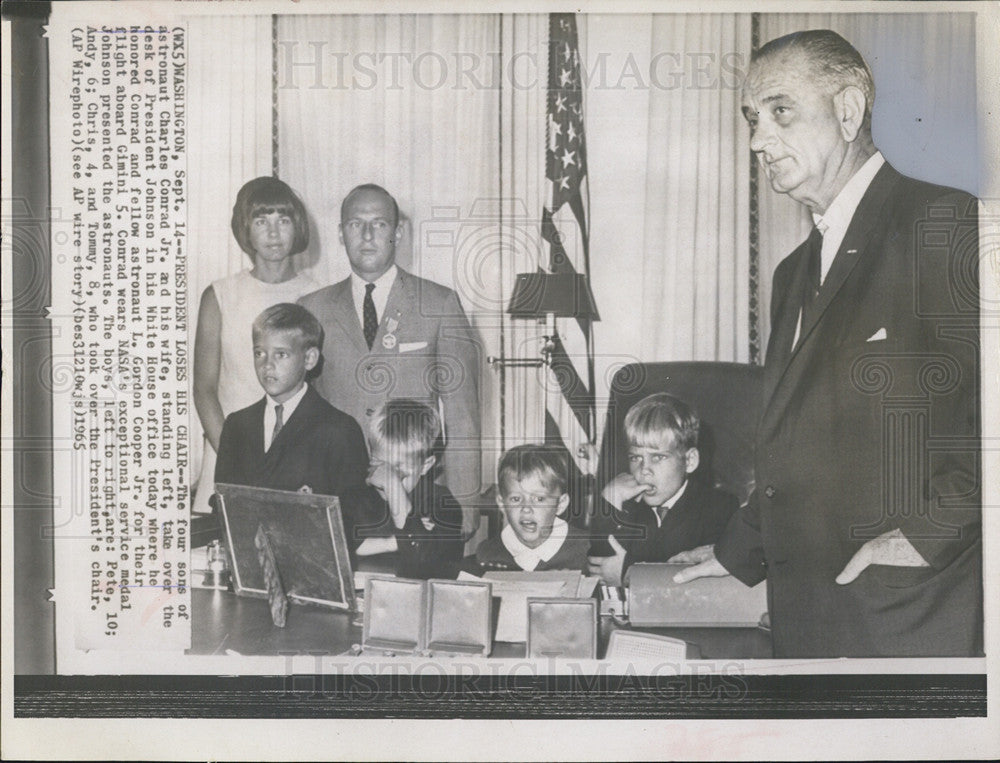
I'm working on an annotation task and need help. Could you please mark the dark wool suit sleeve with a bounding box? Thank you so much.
[704,488,739,541]
[394,484,464,578]
[213,414,240,486]
[771,257,795,327]
[402,483,464,554]
[587,494,626,556]
[341,485,393,538]
[325,413,369,495]
[714,260,794,588]
[897,190,980,570]
[434,289,482,506]
[715,489,768,586]
[614,499,657,574]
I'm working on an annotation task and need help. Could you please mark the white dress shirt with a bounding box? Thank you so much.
[651,479,688,528]
[350,265,398,331]
[263,382,309,452]
[501,517,571,571]
[812,151,885,285]
[793,151,885,346]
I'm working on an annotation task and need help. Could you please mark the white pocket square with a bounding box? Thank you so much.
[398,341,428,353]
[866,328,887,342]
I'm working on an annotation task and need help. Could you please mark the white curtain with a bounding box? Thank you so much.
[276,14,502,488]
[186,15,273,510]
[497,14,552,450]
[581,14,752,445]
[754,12,978,348]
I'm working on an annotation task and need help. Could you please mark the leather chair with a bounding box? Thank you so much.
[595,361,764,508]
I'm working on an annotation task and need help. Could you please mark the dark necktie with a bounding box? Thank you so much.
[363,282,378,350]
[801,225,823,316]
[656,503,670,526]
[271,403,284,447]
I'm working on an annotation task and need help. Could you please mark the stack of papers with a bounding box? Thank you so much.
[458,570,600,642]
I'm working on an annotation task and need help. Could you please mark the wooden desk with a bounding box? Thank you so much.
[189,588,771,659]
[190,587,360,656]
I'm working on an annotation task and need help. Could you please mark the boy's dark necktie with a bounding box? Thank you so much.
[655,504,670,526]
[271,403,284,446]
[363,282,378,349]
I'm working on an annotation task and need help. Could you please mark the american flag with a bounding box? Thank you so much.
[542,14,597,502]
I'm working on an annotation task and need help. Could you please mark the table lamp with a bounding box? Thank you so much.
[487,272,600,368]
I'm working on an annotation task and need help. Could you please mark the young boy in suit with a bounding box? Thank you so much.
[347,399,465,578]
[464,444,590,574]
[587,393,737,586]
[214,303,369,497]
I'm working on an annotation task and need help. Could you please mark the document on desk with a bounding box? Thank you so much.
[457,571,600,642]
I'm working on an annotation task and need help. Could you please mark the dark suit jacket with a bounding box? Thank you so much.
[215,385,369,498]
[464,532,591,575]
[597,479,737,576]
[342,474,465,579]
[299,268,482,507]
[716,164,981,657]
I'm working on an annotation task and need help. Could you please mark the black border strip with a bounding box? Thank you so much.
[14,674,986,718]
[10,5,56,676]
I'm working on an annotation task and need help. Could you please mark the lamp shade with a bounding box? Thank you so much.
[506,272,600,320]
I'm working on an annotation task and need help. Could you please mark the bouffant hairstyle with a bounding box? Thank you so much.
[231,176,310,258]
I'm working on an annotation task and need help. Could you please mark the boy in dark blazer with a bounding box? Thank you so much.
[344,399,465,579]
[214,303,368,497]
[587,393,737,586]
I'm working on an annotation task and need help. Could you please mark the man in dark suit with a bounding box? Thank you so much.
[675,30,981,657]
[215,303,369,498]
[299,185,482,537]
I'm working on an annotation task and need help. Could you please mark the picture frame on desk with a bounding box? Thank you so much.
[212,483,356,613]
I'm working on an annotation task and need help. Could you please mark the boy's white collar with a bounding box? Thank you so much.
[500,518,569,571]
[650,479,688,527]
[266,381,309,416]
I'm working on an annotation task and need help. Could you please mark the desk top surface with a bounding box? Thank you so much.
[189,588,772,660]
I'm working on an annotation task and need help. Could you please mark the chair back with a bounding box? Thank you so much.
[596,361,763,506]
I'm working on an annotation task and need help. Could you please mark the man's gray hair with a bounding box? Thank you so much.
[754,29,875,131]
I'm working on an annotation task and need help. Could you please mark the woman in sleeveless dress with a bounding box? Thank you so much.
[192,177,320,513]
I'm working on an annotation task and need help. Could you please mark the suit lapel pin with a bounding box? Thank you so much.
[382,333,397,350]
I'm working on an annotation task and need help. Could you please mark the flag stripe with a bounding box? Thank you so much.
[540,207,573,273]
[548,335,593,438]
[543,12,597,498]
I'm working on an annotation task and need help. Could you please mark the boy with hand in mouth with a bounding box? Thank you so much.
[587,393,737,586]
[348,399,465,579]
[465,445,589,574]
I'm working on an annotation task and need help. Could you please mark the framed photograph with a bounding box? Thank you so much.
[214,483,355,611]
